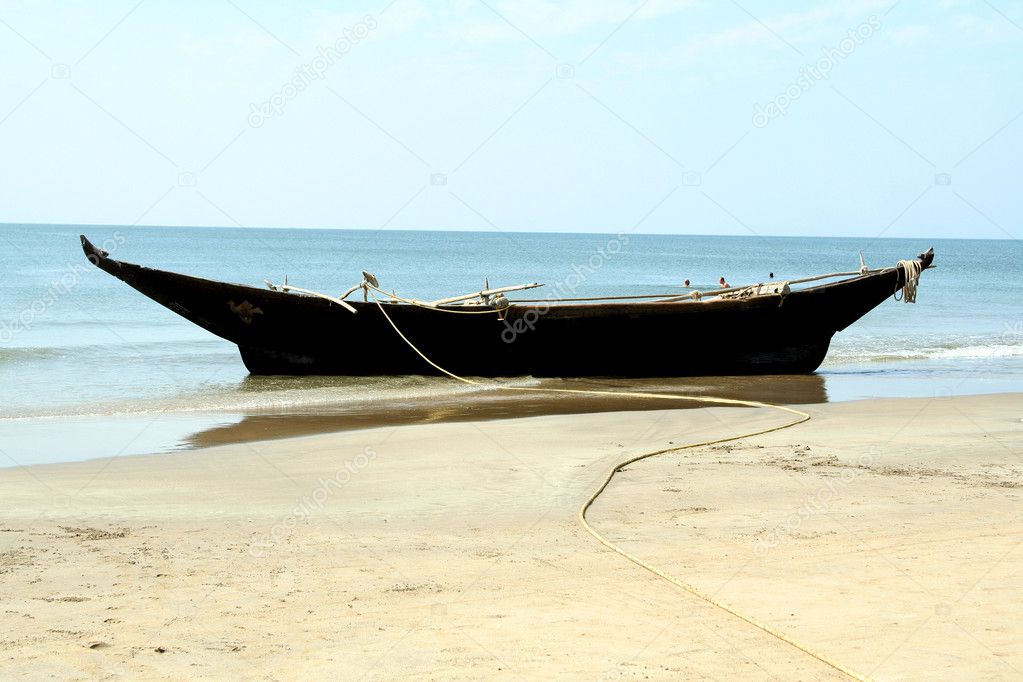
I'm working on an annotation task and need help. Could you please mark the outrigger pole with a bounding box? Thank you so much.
[427,282,544,307]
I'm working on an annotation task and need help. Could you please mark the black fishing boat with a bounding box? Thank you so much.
[80,235,933,377]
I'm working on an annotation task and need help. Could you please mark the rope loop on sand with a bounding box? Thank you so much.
[370,293,869,681]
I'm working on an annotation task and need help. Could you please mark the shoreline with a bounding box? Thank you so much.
[1,393,1020,678]
[3,374,831,467]
[4,364,1022,468]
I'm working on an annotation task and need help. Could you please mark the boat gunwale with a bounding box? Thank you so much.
[81,235,919,315]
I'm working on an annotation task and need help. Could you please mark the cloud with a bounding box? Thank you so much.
[171,22,286,69]
[886,24,934,47]
[599,0,890,71]
[951,12,1023,43]
[328,0,698,49]
[481,0,698,38]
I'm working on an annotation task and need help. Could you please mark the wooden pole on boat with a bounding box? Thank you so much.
[428,282,544,307]
[278,284,358,313]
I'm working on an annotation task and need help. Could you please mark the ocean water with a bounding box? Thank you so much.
[1,224,1021,464]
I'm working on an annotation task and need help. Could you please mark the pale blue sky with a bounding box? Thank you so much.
[0,0,1020,237]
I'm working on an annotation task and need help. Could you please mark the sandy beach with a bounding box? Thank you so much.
[1,393,1021,680]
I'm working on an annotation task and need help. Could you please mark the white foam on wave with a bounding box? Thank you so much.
[0,375,544,420]
[928,344,1023,359]
[825,339,1023,365]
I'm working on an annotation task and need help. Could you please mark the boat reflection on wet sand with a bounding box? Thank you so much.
[183,374,828,449]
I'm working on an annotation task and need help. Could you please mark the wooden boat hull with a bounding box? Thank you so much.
[80,236,932,377]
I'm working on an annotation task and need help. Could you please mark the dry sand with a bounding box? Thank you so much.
[1,393,1020,680]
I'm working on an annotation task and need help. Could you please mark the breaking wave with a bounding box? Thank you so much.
[0,374,543,420]
[825,337,1023,365]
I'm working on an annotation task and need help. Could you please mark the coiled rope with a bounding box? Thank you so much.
[370,294,869,681]
[895,260,922,303]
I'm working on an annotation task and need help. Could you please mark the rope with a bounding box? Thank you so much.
[369,294,870,681]
[895,260,922,303]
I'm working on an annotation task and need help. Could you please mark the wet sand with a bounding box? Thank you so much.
[185,374,830,448]
[0,393,1020,679]
[1,374,830,465]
